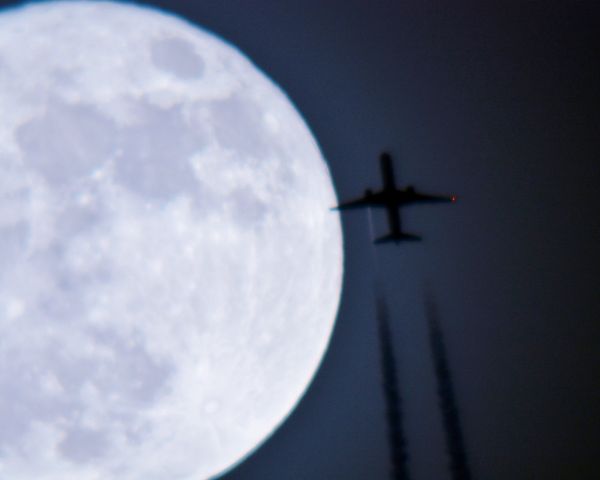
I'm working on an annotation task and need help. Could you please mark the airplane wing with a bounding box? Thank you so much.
[380,153,396,191]
[408,191,457,204]
[332,196,372,210]
[332,191,386,210]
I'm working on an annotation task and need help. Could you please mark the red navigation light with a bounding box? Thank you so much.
[451,195,457,203]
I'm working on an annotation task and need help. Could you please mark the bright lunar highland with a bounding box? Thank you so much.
[0,2,342,479]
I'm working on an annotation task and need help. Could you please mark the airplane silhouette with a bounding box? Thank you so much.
[333,152,456,244]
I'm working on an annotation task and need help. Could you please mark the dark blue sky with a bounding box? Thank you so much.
[4,1,598,479]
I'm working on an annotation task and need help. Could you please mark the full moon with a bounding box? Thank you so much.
[0,2,342,479]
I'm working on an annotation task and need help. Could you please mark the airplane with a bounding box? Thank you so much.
[333,152,457,244]
[334,152,457,211]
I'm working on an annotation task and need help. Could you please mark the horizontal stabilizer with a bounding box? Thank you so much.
[374,232,421,244]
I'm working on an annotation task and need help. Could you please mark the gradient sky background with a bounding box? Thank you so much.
[3,1,598,479]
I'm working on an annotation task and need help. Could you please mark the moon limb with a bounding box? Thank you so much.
[0,2,343,479]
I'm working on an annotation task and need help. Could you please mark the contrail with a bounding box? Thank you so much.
[375,292,411,480]
[367,207,410,479]
[424,287,473,480]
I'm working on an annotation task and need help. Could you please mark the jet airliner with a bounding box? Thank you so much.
[333,152,456,244]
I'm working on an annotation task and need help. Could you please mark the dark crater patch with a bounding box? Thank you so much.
[59,426,109,463]
[0,359,77,450]
[114,103,207,200]
[0,221,28,274]
[151,37,205,80]
[16,100,117,186]
[210,94,272,158]
[85,328,175,406]
[228,187,269,227]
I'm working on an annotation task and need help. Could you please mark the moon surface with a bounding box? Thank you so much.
[0,2,342,479]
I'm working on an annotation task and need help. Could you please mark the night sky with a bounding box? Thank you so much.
[3,1,598,479]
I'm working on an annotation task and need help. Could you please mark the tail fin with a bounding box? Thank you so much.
[375,232,421,244]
